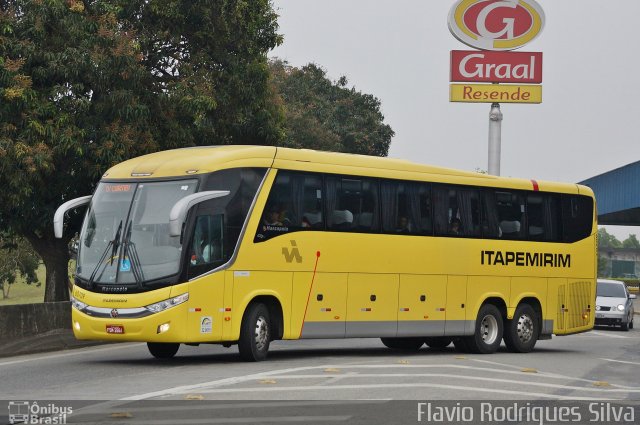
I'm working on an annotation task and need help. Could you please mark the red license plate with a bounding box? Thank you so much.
[106,325,125,334]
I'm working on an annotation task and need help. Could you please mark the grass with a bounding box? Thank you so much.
[0,261,75,306]
[0,264,46,305]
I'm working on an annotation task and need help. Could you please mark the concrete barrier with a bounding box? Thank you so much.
[0,302,104,358]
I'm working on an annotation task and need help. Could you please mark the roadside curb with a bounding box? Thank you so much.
[0,328,108,358]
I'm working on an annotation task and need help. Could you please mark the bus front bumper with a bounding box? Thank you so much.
[71,303,188,343]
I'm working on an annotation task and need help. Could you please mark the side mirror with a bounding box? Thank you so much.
[53,196,92,239]
[169,191,230,237]
[630,294,637,300]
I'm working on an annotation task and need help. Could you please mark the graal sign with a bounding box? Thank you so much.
[451,50,542,84]
[448,0,545,51]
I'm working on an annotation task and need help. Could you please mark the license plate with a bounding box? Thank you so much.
[106,325,125,334]
[596,314,604,319]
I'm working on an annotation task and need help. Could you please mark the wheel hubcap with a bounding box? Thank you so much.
[254,316,269,351]
[480,315,498,345]
[516,314,534,343]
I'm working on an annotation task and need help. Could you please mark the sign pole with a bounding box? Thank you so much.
[488,102,502,176]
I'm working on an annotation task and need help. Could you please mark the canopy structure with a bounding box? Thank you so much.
[580,161,640,226]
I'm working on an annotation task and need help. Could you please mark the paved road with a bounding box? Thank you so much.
[1,328,639,424]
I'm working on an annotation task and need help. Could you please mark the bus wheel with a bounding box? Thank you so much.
[147,342,180,359]
[380,337,424,350]
[466,304,503,354]
[424,337,452,349]
[239,303,271,362]
[504,304,539,353]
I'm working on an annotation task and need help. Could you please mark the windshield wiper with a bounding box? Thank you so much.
[122,220,145,288]
[87,220,122,288]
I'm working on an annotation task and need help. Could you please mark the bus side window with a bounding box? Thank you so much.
[561,195,594,243]
[255,171,323,241]
[527,194,561,242]
[494,191,525,240]
[381,180,432,235]
[433,185,480,237]
[326,176,379,233]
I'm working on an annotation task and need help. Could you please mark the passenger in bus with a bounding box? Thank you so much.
[263,205,284,226]
[450,218,462,235]
[395,216,411,233]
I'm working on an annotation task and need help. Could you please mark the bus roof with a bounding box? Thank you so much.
[103,145,590,196]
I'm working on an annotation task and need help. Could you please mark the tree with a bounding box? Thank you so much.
[0,235,40,300]
[0,0,284,301]
[597,228,622,249]
[622,234,640,249]
[269,59,394,156]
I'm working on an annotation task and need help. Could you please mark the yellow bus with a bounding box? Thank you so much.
[54,146,597,361]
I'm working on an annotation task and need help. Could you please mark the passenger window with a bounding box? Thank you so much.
[561,195,594,243]
[433,186,481,237]
[326,176,379,232]
[187,168,265,278]
[188,215,224,277]
[527,194,560,241]
[380,181,432,235]
[487,190,526,240]
[255,171,323,241]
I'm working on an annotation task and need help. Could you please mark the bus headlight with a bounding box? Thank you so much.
[70,295,87,312]
[145,293,189,313]
[617,304,625,312]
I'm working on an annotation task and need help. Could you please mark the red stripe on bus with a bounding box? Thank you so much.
[531,180,539,191]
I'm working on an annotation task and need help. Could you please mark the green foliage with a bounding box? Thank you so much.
[270,59,394,156]
[0,235,40,299]
[597,255,609,278]
[622,234,640,249]
[0,0,284,300]
[597,228,622,249]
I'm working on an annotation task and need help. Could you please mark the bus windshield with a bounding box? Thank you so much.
[77,180,198,286]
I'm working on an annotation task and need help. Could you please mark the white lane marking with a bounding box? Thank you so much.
[588,331,631,339]
[183,383,615,401]
[251,373,640,394]
[470,358,536,371]
[0,343,144,367]
[319,372,358,386]
[471,358,639,390]
[600,358,640,366]
[125,363,640,401]
[121,365,321,400]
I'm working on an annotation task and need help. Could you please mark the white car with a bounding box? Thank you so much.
[595,279,636,331]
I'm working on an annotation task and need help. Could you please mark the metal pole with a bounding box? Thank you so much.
[488,102,503,176]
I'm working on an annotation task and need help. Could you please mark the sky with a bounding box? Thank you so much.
[270,0,640,241]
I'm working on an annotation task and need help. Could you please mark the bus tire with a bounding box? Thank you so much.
[424,337,452,349]
[380,337,424,350]
[465,304,503,354]
[238,303,271,362]
[504,304,539,353]
[147,342,180,359]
